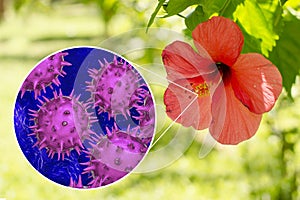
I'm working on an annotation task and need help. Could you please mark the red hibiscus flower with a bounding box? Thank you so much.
[162,16,282,145]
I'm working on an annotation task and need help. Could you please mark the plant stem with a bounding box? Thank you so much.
[177,13,186,18]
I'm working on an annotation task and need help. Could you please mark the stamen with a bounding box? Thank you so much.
[191,82,210,97]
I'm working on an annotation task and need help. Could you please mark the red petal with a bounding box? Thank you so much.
[231,53,282,114]
[192,16,244,67]
[209,82,262,145]
[162,41,215,81]
[164,78,211,130]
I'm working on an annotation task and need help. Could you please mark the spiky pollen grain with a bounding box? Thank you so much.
[82,125,147,188]
[86,57,140,119]
[29,90,95,161]
[21,52,72,99]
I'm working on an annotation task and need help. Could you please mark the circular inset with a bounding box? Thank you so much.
[14,47,156,188]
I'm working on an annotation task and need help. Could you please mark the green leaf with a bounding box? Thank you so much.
[256,0,283,34]
[184,0,227,31]
[280,0,288,5]
[202,0,227,15]
[234,0,279,57]
[236,21,262,54]
[221,0,245,18]
[272,3,284,34]
[184,0,244,31]
[185,6,207,31]
[269,13,300,98]
[182,28,192,38]
[147,0,166,31]
[164,0,200,17]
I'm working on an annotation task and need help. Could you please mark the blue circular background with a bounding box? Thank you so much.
[14,47,153,188]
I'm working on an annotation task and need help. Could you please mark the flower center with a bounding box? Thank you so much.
[216,62,231,82]
[189,62,230,98]
[191,81,210,97]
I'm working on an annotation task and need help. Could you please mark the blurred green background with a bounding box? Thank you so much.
[0,0,300,199]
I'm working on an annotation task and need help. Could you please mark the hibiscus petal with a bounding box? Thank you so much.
[231,53,282,114]
[164,78,211,130]
[209,82,262,145]
[192,16,244,67]
[162,41,216,81]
